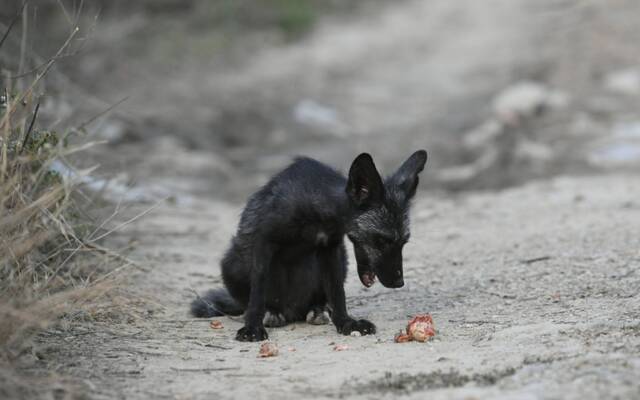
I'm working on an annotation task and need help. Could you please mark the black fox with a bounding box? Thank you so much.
[191,150,428,341]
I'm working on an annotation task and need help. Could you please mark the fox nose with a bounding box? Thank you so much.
[391,277,404,288]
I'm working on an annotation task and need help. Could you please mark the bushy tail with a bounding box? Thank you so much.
[190,288,244,318]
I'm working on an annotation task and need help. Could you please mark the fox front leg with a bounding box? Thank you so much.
[319,245,376,336]
[236,240,273,342]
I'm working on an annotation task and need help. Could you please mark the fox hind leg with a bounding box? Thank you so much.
[263,311,287,327]
[306,306,331,325]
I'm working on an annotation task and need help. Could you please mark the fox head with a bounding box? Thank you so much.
[345,150,427,289]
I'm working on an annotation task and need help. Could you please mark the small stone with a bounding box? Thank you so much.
[209,320,223,329]
[258,342,279,358]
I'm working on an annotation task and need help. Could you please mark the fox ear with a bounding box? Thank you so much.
[347,153,384,208]
[390,150,428,200]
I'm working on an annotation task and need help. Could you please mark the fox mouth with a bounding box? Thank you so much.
[359,271,377,287]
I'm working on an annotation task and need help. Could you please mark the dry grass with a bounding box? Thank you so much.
[0,4,138,398]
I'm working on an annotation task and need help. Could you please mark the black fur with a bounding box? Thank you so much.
[191,150,427,341]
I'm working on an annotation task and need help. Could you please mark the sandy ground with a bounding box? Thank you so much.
[37,173,640,399]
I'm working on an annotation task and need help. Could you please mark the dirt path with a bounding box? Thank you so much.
[43,173,640,399]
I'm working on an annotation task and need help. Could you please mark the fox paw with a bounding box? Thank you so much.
[338,319,376,336]
[236,325,268,342]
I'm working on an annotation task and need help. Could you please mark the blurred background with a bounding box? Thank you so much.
[2,0,639,201]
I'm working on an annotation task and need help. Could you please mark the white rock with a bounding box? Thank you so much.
[604,69,640,95]
[493,81,548,120]
[49,160,194,205]
[493,81,568,123]
[293,99,348,136]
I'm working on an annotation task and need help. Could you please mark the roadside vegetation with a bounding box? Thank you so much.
[0,4,134,398]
